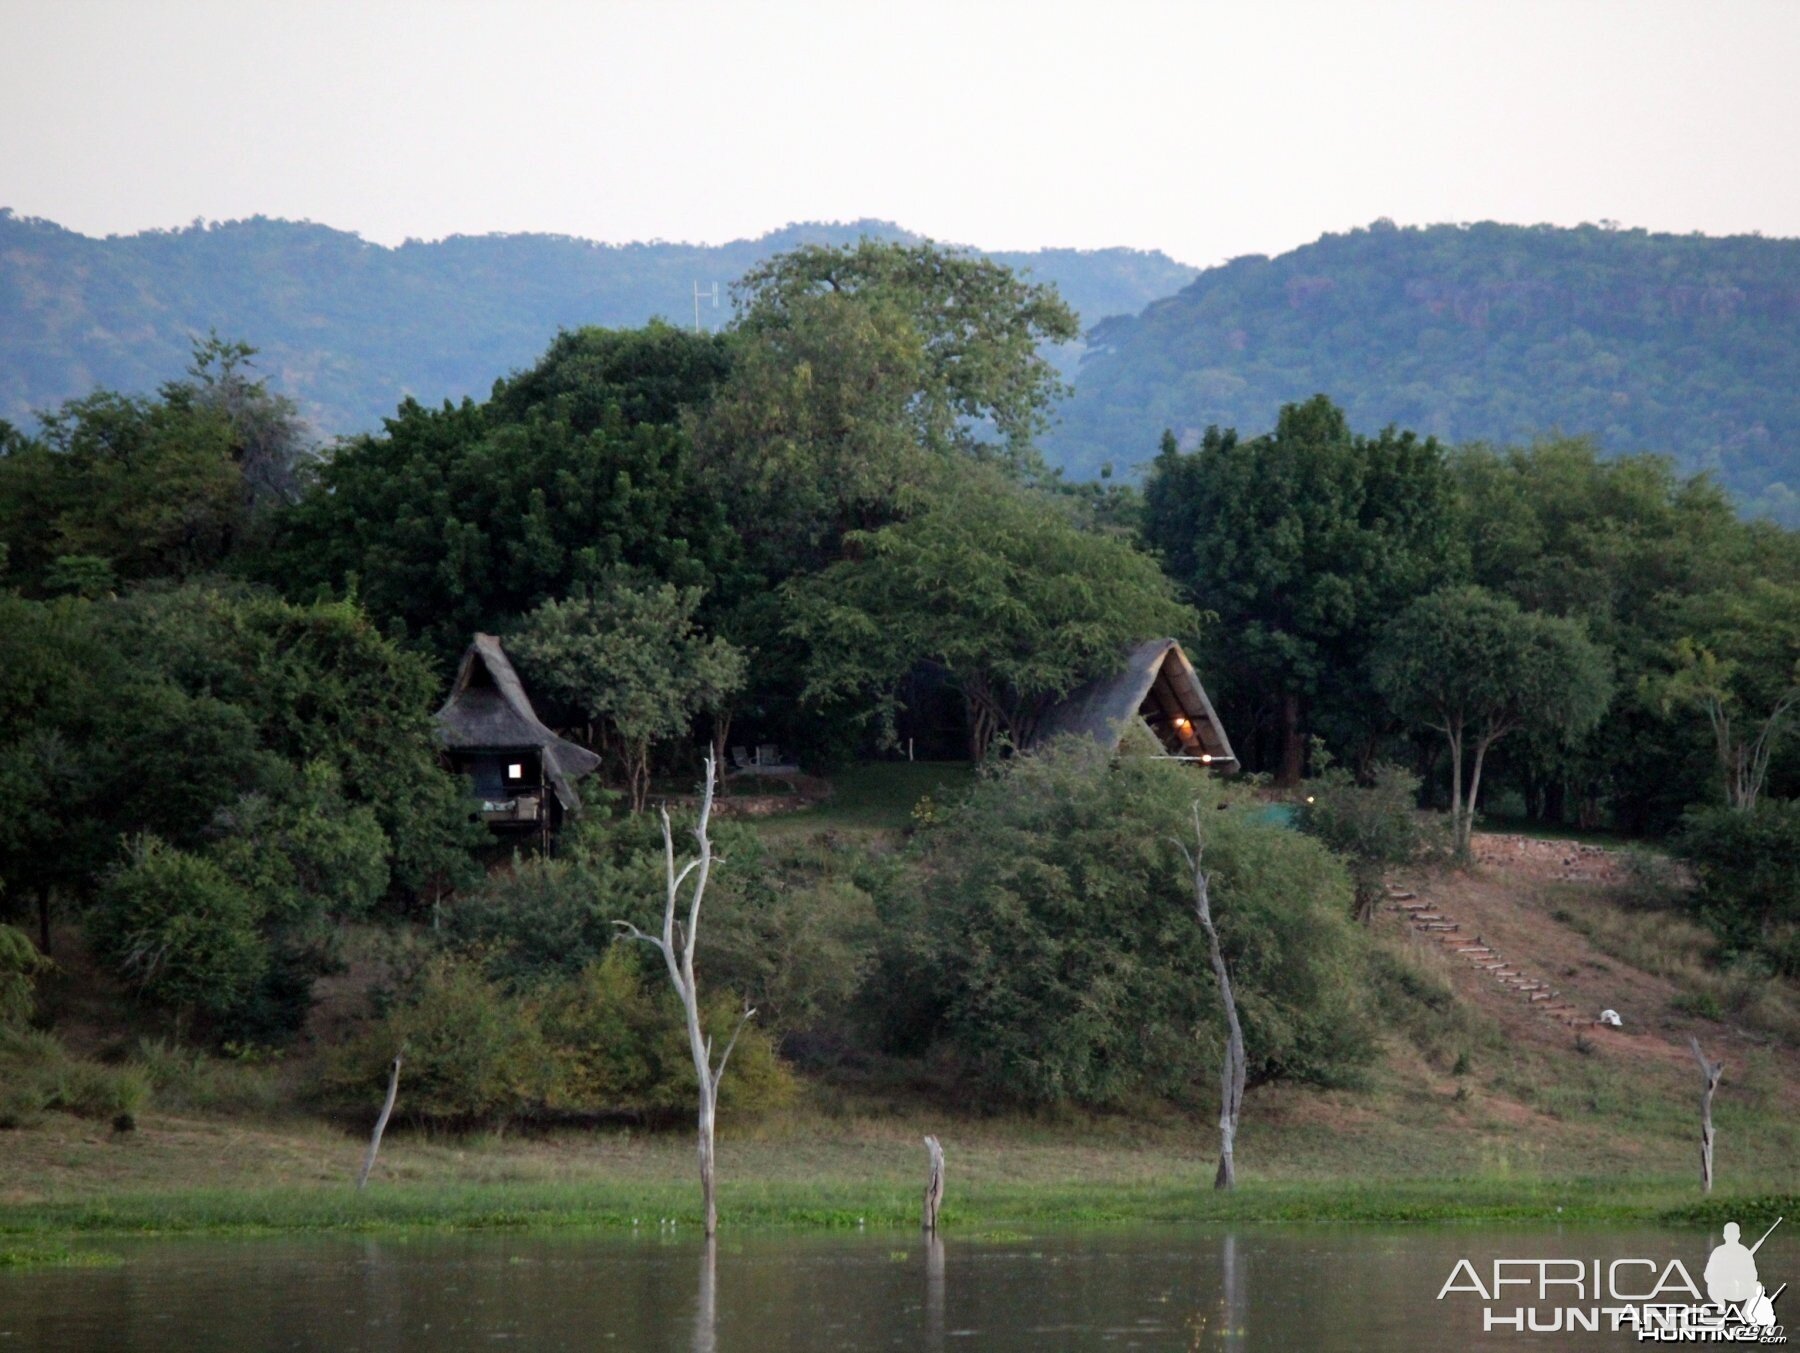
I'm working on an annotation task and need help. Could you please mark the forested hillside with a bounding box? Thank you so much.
[0,210,1194,439]
[1048,221,1800,522]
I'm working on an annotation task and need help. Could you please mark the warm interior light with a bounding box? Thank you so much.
[508,762,524,780]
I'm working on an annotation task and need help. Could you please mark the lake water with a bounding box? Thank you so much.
[2,1222,1791,1350]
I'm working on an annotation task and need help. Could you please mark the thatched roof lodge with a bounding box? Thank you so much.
[435,634,601,841]
[1033,639,1238,768]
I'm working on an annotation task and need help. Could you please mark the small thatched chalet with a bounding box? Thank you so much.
[435,634,601,844]
[1033,639,1238,768]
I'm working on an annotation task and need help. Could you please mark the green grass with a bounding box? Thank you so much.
[751,761,976,837]
[1,1175,1791,1241]
[1476,814,1644,849]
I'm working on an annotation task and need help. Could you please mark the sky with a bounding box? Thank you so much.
[2,0,1797,267]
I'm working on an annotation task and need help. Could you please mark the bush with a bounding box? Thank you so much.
[331,947,793,1125]
[1296,764,1435,921]
[90,834,268,1020]
[1675,801,1800,974]
[540,948,793,1118]
[871,738,1377,1109]
[0,1027,152,1127]
[0,923,50,1026]
[330,955,554,1125]
[448,814,878,1036]
[129,1037,282,1115]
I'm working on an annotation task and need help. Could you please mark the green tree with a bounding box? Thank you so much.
[1142,397,1463,783]
[1372,586,1612,854]
[511,580,746,812]
[786,475,1196,759]
[1296,764,1434,922]
[265,327,736,666]
[1649,580,1800,812]
[871,737,1375,1108]
[730,238,1079,466]
[1675,801,1800,975]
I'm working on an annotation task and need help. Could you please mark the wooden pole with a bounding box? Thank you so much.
[1688,1036,1724,1193]
[922,1135,945,1233]
[356,1051,403,1192]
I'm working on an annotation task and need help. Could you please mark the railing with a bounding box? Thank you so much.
[479,793,542,823]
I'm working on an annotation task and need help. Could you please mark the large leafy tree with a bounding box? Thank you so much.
[785,474,1196,759]
[1649,580,1800,812]
[692,240,1080,576]
[510,581,746,812]
[1372,585,1612,854]
[265,326,736,667]
[728,238,1079,466]
[1451,438,1777,830]
[1142,396,1463,783]
[0,337,310,596]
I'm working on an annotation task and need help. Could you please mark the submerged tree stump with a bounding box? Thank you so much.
[356,1050,403,1192]
[1689,1037,1724,1193]
[922,1135,945,1233]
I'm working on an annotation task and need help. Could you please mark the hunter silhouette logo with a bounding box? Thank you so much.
[1707,1219,1785,1331]
[1436,1215,1787,1339]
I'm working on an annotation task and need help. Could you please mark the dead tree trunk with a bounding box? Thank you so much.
[356,1050,403,1192]
[1179,809,1247,1191]
[922,1135,945,1233]
[1689,1036,1724,1193]
[616,755,754,1237]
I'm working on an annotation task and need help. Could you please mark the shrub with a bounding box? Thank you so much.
[129,1037,282,1115]
[1296,764,1435,921]
[90,835,268,1020]
[0,923,50,1026]
[540,948,793,1118]
[872,738,1377,1109]
[0,1027,152,1126]
[330,955,555,1125]
[1675,801,1800,974]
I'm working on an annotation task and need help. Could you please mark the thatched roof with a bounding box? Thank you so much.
[435,634,603,813]
[1033,639,1238,767]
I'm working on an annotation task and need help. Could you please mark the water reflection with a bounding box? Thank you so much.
[693,1237,716,1353]
[924,1232,945,1350]
[2,1222,1788,1351]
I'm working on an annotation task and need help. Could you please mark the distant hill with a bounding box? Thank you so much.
[0,210,1195,439]
[1045,220,1800,522]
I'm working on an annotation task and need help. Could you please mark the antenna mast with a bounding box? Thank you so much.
[692,281,719,334]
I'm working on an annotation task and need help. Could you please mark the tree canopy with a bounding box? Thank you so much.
[786,475,1196,759]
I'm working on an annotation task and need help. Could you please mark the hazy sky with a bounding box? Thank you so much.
[3,0,1796,266]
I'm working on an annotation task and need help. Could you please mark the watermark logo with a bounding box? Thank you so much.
[1437,1217,1786,1341]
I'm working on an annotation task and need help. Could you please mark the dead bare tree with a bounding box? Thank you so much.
[922,1135,945,1233]
[356,1049,403,1192]
[1178,808,1246,1190]
[1689,1036,1725,1193]
[615,755,754,1236]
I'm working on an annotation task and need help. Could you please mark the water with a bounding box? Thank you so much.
[1,1223,1790,1350]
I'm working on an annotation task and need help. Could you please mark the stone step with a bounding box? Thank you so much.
[1418,922,1459,932]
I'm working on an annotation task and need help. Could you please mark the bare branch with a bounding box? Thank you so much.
[713,1003,757,1081]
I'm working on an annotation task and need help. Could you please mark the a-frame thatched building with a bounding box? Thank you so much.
[435,634,602,844]
[1033,639,1238,768]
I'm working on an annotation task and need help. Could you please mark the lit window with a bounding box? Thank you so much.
[507,762,524,780]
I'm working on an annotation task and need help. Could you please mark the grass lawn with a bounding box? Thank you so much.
[750,761,976,838]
